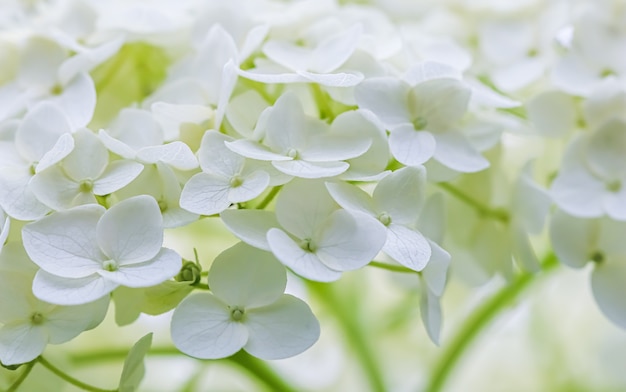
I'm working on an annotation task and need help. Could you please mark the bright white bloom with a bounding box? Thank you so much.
[227,92,371,179]
[30,128,144,211]
[355,70,489,172]
[0,243,108,366]
[0,207,9,251]
[550,210,626,328]
[171,242,319,360]
[326,166,432,271]
[180,130,274,216]
[22,195,182,305]
[267,180,386,281]
[551,119,626,220]
[0,102,75,220]
[239,24,364,87]
[99,108,198,171]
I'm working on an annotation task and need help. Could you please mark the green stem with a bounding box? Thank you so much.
[424,253,558,392]
[368,261,417,274]
[228,351,298,392]
[37,357,117,392]
[255,186,282,210]
[310,282,386,392]
[5,361,36,392]
[437,182,509,223]
[69,347,296,392]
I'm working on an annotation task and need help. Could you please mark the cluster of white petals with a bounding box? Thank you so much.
[0,0,625,380]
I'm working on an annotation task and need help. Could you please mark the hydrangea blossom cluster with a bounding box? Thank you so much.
[0,0,625,390]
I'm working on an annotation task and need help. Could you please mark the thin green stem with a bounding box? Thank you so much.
[5,361,36,392]
[310,282,386,392]
[437,182,509,223]
[69,347,296,392]
[424,254,558,392]
[37,357,117,392]
[255,186,282,210]
[368,261,417,274]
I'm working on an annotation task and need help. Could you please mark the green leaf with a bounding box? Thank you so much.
[141,281,193,316]
[118,333,153,392]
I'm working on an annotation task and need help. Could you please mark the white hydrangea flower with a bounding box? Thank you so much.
[326,166,432,271]
[226,92,371,179]
[550,210,626,328]
[0,207,9,252]
[22,195,182,305]
[267,180,386,282]
[0,243,108,366]
[30,128,144,211]
[171,242,319,360]
[0,102,75,220]
[355,71,489,173]
[180,130,276,216]
[551,119,626,220]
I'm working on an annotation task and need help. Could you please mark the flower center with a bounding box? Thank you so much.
[606,180,622,193]
[286,148,299,159]
[299,238,317,252]
[230,306,245,322]
[79,179,94,192]
[158,199,168,212]
[30,312,45,325]
[50,84,63,95]
[377,212,392,226]
[590,251,604,263]
[412,116,428,130]
[102,259,119,272]
[230,175,244,188]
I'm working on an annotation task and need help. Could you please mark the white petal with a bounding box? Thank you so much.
[262,41,311,72]
[0,323,47,366]
[228,171,270,203]
[420,285,442,345]
[275,180,337,239]
[93,160,144,195]
[388,126,436,167]
[225,140,292,161]
[316,210,387,271]
[272,159,348,178]
[36,132,75,173]
[46,296,109,343]
[551,168,606,218]
[221,210,280,251]
[52,73,96,129]
[0,168,50,221]
[33,270,118,305]
[98,129,137,159]
[22,204,106,278]
[179,173,232,215]
[355,77,411,129]
[62,129,108,181]
[298,70,364,87]
[209,242,286,308]
[526,91,577,138]
[325,181,376,216]
[421,240,450,297]
[108,108,163,149]
[151,102,213,142]
[97,196,163,264]
[591,261,626,329]
[264,92,307,152]
[237,68,309,84]
[432,132,489,173]
[136,142,198,170]
[267,228,342,282]
[409,78,470,128]
[301,134,371,162]
[383,224,431,271]
[198,131,243,176]
[16,102,71,163]
[585,119,626,182]
[549,210,593,269]
[30,166,81,210]
[171,293,248,359]
[98,248,181,287]
[311,24,362,73]
[245,295,320,360]
[374,166,426,225]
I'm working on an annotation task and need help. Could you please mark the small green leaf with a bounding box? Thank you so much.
[142,281,194,316]
[118,333,153,392]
